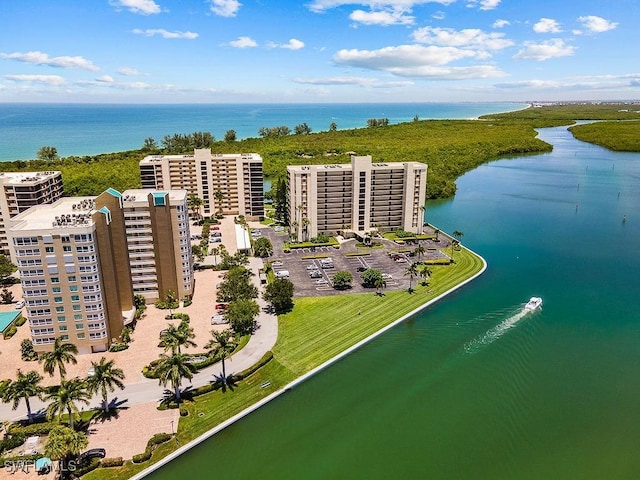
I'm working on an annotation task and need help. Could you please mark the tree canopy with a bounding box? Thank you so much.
[263,277,294,314]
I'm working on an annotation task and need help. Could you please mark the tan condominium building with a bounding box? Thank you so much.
[287,155,427,240]
[0,171,63,255]
[139,148,264,220]
[8,188,193,354]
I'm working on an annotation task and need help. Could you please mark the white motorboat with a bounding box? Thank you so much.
[524,297,543,312]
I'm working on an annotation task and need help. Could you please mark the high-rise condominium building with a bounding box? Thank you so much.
[8,188,192,354]
[0,171,63,255]
[287,155,427,240]
[139,149,264,220]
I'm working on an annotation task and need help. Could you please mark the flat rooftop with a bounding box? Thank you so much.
[0,171,61,185]
[10,196,95,231]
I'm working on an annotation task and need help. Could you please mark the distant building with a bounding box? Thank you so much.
[286,155,427,240]
[8,188,193,354]
[0,171,63,255]
[139,149,264,220]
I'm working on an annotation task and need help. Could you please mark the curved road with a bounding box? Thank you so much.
[0,258,278,422]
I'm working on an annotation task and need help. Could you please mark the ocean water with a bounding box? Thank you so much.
[148,126,640,479]
[0,102,525,161]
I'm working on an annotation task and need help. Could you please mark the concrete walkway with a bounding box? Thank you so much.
[0,256,278,422]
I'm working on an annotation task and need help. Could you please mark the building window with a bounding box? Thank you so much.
[76,323,84,330]
[60,335,69,341]
[71,295,80,302]
[74,314,82,321]
[61,236,70,243]
[77,333,85,339]
[45,247,54,253]
[54,297,63,303]
[55,307,64,313]
[69,285,78,292]
[63,246,72,252]
[51,277,59,283]
[72,305,81,312]
[59,325,67,331]
[68,276,76,282]
[57,316,66,323]
[52,287,61,293]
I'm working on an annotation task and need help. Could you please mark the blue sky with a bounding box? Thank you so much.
[0,0,635,103]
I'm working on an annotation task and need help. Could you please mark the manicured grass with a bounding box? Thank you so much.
[84,247,484,480]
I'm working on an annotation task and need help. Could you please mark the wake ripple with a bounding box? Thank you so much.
[464,306,538,353]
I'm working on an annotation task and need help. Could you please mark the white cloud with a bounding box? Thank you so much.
[350,8,414,26]
[576,15,618,34]
[466,0,501,10]
[5,74,66,86]
[533,18,562,33]
[0,51,99,71]
[209,0,241,17]
[132,29,199,39]
[95,75,115,83]
[514,39,575,61]
[117,67,146,76]
[493,19,509,28]
[333,44,506,79]
[228,36,258,48]
[308,1,456,14]
[294,76,415,88]
[432,11,445,20]
[109,0,161,15]
[267,39,305,50]
[412,27,513,50]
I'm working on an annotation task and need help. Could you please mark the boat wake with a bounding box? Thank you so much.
[464,304,539,354]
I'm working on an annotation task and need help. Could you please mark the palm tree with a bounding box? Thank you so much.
[39,337,78,379]
[433,228,440,242]
[160,320,197,354]
[85,358,125,413]
[214,189,225,216]
[155,353,196,404]
[373,275,386,296]
[46,378,90,430]
[302,216,311,242]
[205,330,235,386]
[414,244,425,260]
[451,230,464,262]
[211,246,220,266]
[289,220,299,243]
[418,264,432,286]
[3,370,45,423]
[187,195,203,220]
[404,262,420,292]
[44,425,88,477]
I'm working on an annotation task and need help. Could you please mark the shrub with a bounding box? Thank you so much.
[74,457,101,476]
[20,339,38,361]
[15,316,26,326]
[147,433,172,448]
[100,457,124,468]
[7,421,55,436]
[0,433,25,453]
[179,407,189,417]
[164,313,190,321]
[3,325,17,339]
[132,449,152,464]
[183,297,193,307]
[0,454,40,468]
[108,342,129,353]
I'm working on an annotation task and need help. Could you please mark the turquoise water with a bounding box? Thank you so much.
[148,126,640,479]
[0,102,524,161]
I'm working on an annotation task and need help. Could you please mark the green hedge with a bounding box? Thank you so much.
[74,457,101,476]
[0,433,25,453]
[132,449,152,464]
[0,453,40,468]
[15,316,26,326]
[100,457,124,468]
[3,325,17,339]
[230,351,274,382]
[8,421,56,436]
[147,433,172,448]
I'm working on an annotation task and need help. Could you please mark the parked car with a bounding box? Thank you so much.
[382,273,393,279]
[272,260,283,267]
[309,271,322,278]
[306,264,317,270]
[215,303,228,310]
[315,278,329,285]
[211,226,220,230]
[15,300,25,309]
[275,270,290,278]
[356,266,367,272]
[321,263,334,269]
[211,314,228,325]
[78,449,106,462]
[210,231,222,237]
[211,237,222,243]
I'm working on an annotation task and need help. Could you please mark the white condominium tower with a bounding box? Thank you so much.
[287,155,427,240]
[139,148,264,220]
[8,188,193,354]
[0,171,63,255]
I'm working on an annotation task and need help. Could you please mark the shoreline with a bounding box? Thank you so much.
[130,245,488,480]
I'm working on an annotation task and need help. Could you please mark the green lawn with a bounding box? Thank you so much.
[84,247,484,480]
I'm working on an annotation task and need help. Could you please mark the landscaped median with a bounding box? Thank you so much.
[84,247,486,480]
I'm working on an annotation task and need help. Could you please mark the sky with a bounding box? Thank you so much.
[0,0,637,103]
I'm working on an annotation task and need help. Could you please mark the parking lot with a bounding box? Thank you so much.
[260,227,451,297]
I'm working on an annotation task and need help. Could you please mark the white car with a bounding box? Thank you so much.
[15,300,25,309]
[272,260,283,267]
[275,270,290,278]
[211,314,228,325]
[315,278,329,285]
[306,264,317,270]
